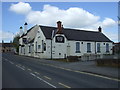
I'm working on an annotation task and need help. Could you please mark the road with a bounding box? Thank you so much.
[2,53,119,88]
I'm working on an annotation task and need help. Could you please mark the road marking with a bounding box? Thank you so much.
[36,76,56,88]
[30,73,36,77]
[44,76,51,80]
[30,73,56,88]
[16,65,25,70]
[5,59,8,61]
[21,66,25,69]
[28,68,32,71]
[18,64,22,66]
[9,61,14,64]
[34,72,40,75]
[39,63,120,82]
[58,82,71,88]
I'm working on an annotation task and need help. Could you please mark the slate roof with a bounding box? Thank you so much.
[39,25,112,42]
[20,25,36,38]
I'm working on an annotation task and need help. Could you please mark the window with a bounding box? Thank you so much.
[38,45,41,49]
[23,38,27,44]
[55,36,64,43]
[44,43,46,51]
[38,36,40,38]
[36,42,37,52]
[87,43,91,53]
[21,47,22,53]
[106,43,109,52]
[29,45,31,53]
[76,42,80,53]
[97,43,101,53]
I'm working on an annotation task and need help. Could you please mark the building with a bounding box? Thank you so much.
[0,43,15,53]
[19,21,113,59]
[113,42,120,55]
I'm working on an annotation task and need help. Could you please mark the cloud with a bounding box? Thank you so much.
[83,18,117,30]
[102,18,116,28]
[0,30,14,42]
[9,2,32,14]
[9,2,118,42]
[26,4,100,28]
[104,31,118,42]
[9,2,117,29]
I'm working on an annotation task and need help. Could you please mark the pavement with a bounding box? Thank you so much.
[2,53,119,88]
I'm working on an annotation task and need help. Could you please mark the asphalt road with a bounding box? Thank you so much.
[2,53,119,88]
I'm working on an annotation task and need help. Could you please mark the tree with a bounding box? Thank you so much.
[13,34,20,53]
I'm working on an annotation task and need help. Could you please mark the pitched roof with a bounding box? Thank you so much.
[20,25,36,38]
[40,25,112,42]
[0,43,14,47]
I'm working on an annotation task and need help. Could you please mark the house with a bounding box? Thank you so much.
[0,43,15,53]
[19,21,113,59]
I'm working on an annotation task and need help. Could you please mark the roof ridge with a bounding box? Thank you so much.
[39,25,99,33]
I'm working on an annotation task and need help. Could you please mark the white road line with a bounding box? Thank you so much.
[36,76,57,88]
[16,65,25,70]
[28,68,32,71]
[5,59,8,61]
[44,76,51,80]
[34,72,40,75]
[58,82,71,88]
[30,73,56,88]
[30,73,36,77]
[9,61,14,64]
[40,63,120,82]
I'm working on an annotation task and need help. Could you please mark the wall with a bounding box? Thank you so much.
[46,34,68,59]
[33,26,47,58]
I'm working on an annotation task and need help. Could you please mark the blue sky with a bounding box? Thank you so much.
[2,2,118,42]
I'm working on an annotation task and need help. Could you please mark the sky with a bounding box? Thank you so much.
[1,2,118,43]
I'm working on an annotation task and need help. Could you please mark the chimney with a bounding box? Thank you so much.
[98,26,102,32]
[19,26,23,36]
[24,22,28,34]
[57,21,62,34]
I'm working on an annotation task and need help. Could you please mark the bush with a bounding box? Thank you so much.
[67,56,79,62]
[96,59,120,68]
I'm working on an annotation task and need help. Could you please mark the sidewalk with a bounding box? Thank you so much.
[18,55,119,79]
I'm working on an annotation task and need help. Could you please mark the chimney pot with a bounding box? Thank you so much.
[20,26,23,29]
[98,26,102,32]
[24,22,28,25]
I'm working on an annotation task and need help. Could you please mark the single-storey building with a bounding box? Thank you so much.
[19,21,113,59]
[0,43,14,53]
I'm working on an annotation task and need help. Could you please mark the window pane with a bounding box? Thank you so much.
[87,43,91,52]
[38,45,41,49]
[76,42,80,53]
[106,43,109,52]
[97,43,100,52]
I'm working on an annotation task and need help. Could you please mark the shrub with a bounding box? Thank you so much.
[67,56,79,62]
[96,59,120,68]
